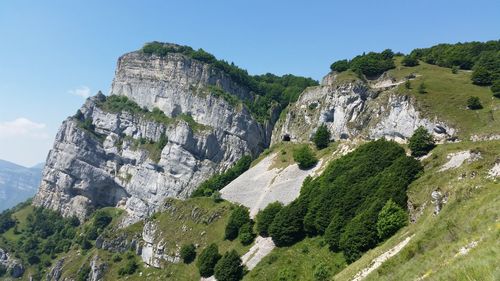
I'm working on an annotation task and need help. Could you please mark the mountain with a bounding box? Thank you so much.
[0,159,43,211]
[0,40,499,281]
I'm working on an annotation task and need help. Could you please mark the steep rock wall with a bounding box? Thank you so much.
[33,48,270,224]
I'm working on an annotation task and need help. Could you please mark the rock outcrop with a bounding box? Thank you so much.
[0,248,25,278]
[272,72,455,144]
[33,44,270,224]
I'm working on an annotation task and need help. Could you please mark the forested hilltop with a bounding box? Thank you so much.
[1,39,499,281]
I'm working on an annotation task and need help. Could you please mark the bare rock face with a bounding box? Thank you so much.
[33,46,270,224]
[272,73,455,144]
[0,248,25,278]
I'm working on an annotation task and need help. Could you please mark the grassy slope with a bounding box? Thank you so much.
[245,237,346,281]
[334,140,500,281]
[389,57,500,138]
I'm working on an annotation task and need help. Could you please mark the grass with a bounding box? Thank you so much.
[250,141,340,170]
[334,140,500,281]
[244,237,346,281]
[388,57,500,138]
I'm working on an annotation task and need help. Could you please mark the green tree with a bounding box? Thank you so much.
[377,199,408,240]
[180,243,196,264]
[255,202,283,237]
[404,80,411,89]
[224,206,251,240]
[214,250,244,281]
[239,223,256,245]
[197,243,222,277]
[329,59,350,72]
[269,200,307,247]
[401,55,419,67]
[293,145,318,169]
[451,65,459,74]
[408,126,435,157]
[467,96,483,110]
[492,80,500,98]
[313,124,331,149]
[471,67,493,85]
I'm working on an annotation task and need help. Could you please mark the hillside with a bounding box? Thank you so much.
[0,40,499,281]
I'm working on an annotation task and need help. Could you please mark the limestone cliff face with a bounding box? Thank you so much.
[272,72,455,144]
[33,46,269,224]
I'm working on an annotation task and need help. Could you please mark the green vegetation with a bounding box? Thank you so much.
[408,40,500,97]
[0,209,15,234]
[491,80,500,98]
[245,237,346,281]
[141,42,318,122]
[401,55,419,67]
[376,199,408,240]
[198,243,222,277]
[255,202,283,237]
[293,145,318,169]
[267,140,422,263]
[128,134,168,163]
[238,223,256,246]
[388,57,500,138]
[192,155,252,197]
[180,243,196,264]
[214,250,244,281]
[335,140,500,281]
[417,82,426,94]
[408,126,435,157]
[330,49,395,77]
[224,206,251,241]
[467,96,483,110]
[313,124,331,149]
[97,95,173,125]
[177,113,211,133]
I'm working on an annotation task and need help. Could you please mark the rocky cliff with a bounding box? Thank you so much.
[33,44,270,224]
[272,72,456,144]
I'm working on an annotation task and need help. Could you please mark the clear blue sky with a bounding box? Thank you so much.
[1,0,499,166]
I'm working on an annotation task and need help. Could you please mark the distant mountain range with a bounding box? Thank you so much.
[0,159,43,211]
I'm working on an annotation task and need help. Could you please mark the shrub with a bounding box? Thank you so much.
[112,253,122,263]
[180,243,196,264]
[418,82,426,94]
[451,65,459,74]
[401,55,419,67]
[313,263,331,281]
[118,259,138,276]
[0,210,15,234]
[224,206,250,240]
[467,96,483,110]
[339,211,378,263]
[472,67,493,85]
[269,200,307,247]
[214,250,244,281]
[313,124,331,149]
[408,126,435,157]
[377,199,408,240]
[93,210,112,230]
[76,265,91,281]
[491,80,500,98]
[197,243,222,277]
[330,59,350,72]
[293,145,318,169]
[239,223,255,246]
[0,264,6,277]
[349,49,395,77]
[404,80,411,89]
[256,202,283,237]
